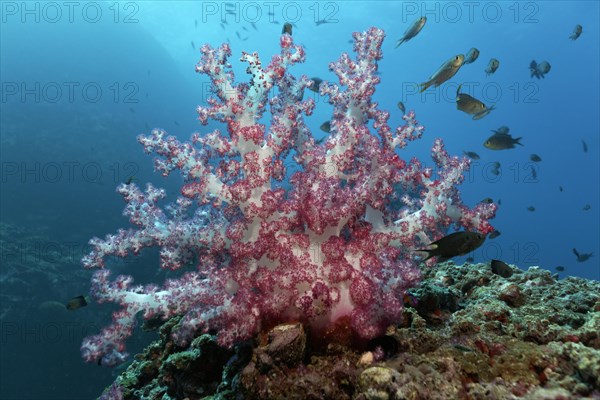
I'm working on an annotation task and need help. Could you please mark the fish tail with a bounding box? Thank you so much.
[419,81,431,93]
[416,249,434,261]
[395,39,405,48]
[514,137,524,146]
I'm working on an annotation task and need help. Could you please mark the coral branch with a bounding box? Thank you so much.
[81,27,495,366]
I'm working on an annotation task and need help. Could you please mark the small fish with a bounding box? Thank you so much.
[530,154,542,162]
[582,140,588,153]
[573,248,593,262]
[191,40,195,50]
[570,24,583,40]
[419,54,465,93]
[194,19,197,29]
[403,292,418,307]
[480,197,493,204]
[282,22,293,35]
[498,199,502,205]
[174,121,180,126]
[530,166,537,180]
[463,151,480,160]
[220,23,225,30]
[395,16,427,47]
[465,257,474,263]
[464,47,480,64]
[490,161,501,176]
[397,101,406,114]
[530,60,551,79]
[236,31,241,39]
[527,206,535,212]
[456,84,494,119]
[484,132,523,150]
[491,126,509,135]
[555,266,565,272]
[242,26,248,31]
[308,77,322,93]
[491,259,513,278]
[489,230,501,239]
[66,295,88,310]
[125,176,136,185]
[251,22,257,31]
[315,137,326,145]
[485,58,500,76]
[582,204,591,211]
[320,121,331,133]
[417,231,486,262]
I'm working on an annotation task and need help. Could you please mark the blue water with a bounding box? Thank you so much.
[1,2,598,398]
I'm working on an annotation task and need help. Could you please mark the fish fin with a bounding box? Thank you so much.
[395,39,405,48]
[419,81,432,93]
[572,248,580,256]
[416,249,434,262]
[514,137,523,146]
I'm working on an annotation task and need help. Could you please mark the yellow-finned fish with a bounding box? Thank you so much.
[419,54,464,93]
[396,16,427,47]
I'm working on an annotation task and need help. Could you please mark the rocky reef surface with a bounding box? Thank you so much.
[104,261,600,399]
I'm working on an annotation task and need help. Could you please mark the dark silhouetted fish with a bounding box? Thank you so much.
[570,24,583,40]
[530,154,542,162]
[484,132,522,150]
[485,58,499,76]
[397,101,405,114]
[66,295,88,310]
[530,60,551,79]
[491,259,513,278]
[308,77,322,93]
[417,231,486,262]
[573,248,592,262]
[464,47,480,64]
[282,22,292,35]
[463,151,480,160]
